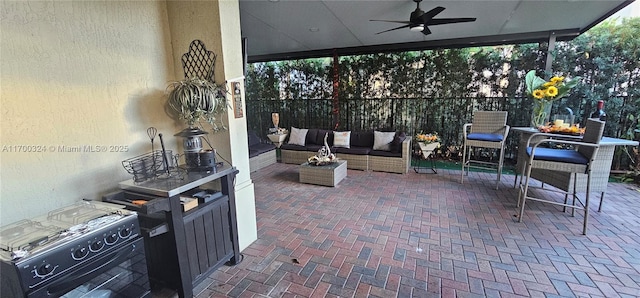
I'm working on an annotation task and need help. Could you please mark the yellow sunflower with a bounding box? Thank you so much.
[550,76,564,84]
[546,86,559,97]
[532,89,545,99]
[543,82,555,87]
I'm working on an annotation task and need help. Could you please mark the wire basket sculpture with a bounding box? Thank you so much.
[122,150,180,182]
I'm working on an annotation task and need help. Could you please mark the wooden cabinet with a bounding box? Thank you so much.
[104,165,240,298]
[183,196,234,282]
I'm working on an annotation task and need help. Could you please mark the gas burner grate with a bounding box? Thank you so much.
[46,202,120,225]
[0,220,64,252]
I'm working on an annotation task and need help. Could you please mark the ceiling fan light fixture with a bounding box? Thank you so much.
[410,24,424,32]
[371,1,476,36]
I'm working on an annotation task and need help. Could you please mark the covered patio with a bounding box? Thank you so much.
[220,1,640,296]
[164,164,640,297]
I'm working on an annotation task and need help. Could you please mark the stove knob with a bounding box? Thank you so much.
[36,263,54,276]
[90,240,104,252]
[119,227,132,238]
[105,233,118,245]
[72,247,89,260]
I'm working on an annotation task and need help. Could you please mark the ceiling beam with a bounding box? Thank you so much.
[247,29,581,63]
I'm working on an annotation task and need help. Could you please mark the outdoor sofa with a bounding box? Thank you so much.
[280,128,411,174]
[248,130,276,172]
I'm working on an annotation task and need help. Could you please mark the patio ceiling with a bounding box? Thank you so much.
[240,0,634,63]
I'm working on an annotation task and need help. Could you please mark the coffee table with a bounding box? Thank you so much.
[299,160,347,187]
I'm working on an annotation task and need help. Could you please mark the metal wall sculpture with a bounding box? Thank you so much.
[181,39,217,82]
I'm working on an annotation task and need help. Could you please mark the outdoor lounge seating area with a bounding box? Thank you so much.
[280,128,412,174]
[162,162,640,297]
[5,1,640,298]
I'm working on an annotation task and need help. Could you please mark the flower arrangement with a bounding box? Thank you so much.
[415,132,441,144]
[525,70,580,127]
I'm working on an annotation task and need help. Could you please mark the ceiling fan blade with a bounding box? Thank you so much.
[370,19,412,25]
[421,6,445,21]
[427,18,477,26]
[375,24,411,35]
[372,2,475,36]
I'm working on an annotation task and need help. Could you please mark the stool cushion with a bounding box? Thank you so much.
[467,133,503,142]
[526,147,589,164]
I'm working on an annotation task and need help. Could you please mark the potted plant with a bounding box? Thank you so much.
[166,77,230,170]
[414,132,441,159]
[166,77,229,131]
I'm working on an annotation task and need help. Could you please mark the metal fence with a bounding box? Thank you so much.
[246,96,637,168]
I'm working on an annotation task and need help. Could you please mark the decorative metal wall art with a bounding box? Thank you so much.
[181,39,216,82]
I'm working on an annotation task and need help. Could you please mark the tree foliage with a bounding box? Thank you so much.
[245,18,640,169]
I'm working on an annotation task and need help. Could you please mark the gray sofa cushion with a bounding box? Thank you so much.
[248,130,262,147]
[389,132,407,153]
[280,143,307,151]
[305,129,318,146]
[369,150,402,157]
[312,129,333,146]
[305,144,324,152]
[249,143,275,158]
[351,131,374,147]
[333,146,371,155]
[283,129,404,158]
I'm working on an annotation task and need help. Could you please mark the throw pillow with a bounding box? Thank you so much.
[390,132,406,153]
[333,131,351,148]
[288,127,308,146]
[373,131,396,151]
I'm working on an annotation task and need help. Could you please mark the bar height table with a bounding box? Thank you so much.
[511,127,638,210]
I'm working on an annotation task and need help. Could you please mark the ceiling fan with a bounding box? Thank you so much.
[371,0,476,35]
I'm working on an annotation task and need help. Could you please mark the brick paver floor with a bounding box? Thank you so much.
[162,162,640,297]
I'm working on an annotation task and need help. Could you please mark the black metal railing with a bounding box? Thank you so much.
[247,96,637,169]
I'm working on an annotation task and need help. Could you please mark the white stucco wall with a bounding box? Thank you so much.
[218,0,257,252]
[165,0,256,251]
[0,0,256,250]
[0,1,177,224]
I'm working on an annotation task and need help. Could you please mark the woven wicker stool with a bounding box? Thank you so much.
[517,118,605,235]
[461,111,510,189]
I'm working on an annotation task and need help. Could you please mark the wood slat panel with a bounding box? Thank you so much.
[183,220,200,280]
[193,215,209,275]
[218,199,233,256]
[212,199,228,262]
[202,208,218,268]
